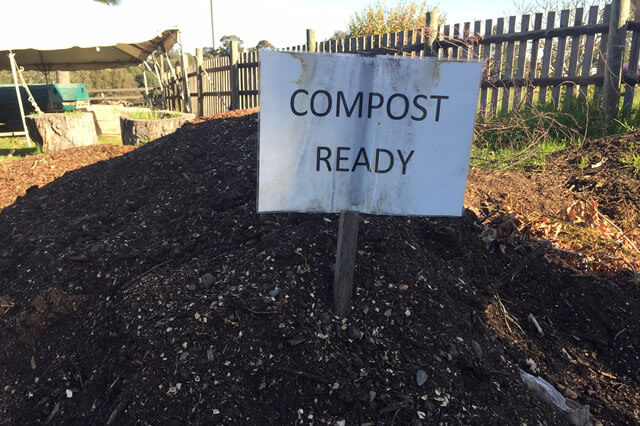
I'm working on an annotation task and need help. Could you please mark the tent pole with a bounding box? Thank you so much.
[8,52,31,147]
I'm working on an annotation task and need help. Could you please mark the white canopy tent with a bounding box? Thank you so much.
[0,0,187,143]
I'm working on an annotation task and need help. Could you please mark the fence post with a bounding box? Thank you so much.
[424,8,439,57]
[176,66,183,111]
[229,40,240,110]
[196,48,204,117]
[602,0,631,119]
[178,31,193,114]
[306,29,316,52]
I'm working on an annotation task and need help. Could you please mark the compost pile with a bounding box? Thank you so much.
[1,111,639,425]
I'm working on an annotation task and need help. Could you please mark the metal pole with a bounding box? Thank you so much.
[210,0,216,51]
[8,52,31,147]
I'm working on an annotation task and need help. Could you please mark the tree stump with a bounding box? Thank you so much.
[120,111,195,145]
[26,112,98,152]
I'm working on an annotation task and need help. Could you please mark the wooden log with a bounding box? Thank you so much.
[552,10,570,105]
[538,11,556,105]
[514,14,530,109]
[490,17,505,115]
[603,0,631,119]
[566,8,584,98]
[502,16,517,113]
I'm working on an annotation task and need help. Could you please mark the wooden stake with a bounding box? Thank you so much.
[333,211,360,317]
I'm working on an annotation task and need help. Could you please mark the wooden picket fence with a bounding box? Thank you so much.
[164,2,640,118]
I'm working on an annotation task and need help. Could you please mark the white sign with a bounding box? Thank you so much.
[258,50,482,216]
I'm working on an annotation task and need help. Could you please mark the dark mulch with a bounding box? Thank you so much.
[1,113,639,425]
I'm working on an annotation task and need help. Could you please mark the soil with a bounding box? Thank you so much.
[1,111,639,425]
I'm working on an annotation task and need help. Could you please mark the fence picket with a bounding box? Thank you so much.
[462,22,471,59]
[526,13,544,106]
[453,23,460,59]
[514,15,530,109]
[594,4,612,99]
[623,4,640,114]
[552,9,570,105]
[166,6,640,118]
[538,11,556,105]
[480,19,492,116]
[491,17,505,115]
[503,16,517,112]
[443,25,451,58]
[473,21,481,60]
[566,8,584,98]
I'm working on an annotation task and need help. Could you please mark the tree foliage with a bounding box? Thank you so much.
[347,0,432,37]
[71,69,137,89]
[255,40,275,50]
[217,35,245,55]
[329,31,349,41]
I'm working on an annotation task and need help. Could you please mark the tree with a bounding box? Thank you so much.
[71,69,137,89]
[348,0,435,37]
[128,66,160,89]
[217,35,244,55]
[255,40,275,50]
[329,31,349,41]
[248,40,275,52]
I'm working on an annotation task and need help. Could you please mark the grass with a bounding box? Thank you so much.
[128,110,181,120]
[621,144,640,175]
[98,135,122,146]
[577,155,589,171]
[472,95,640,171]
[0,137,40,162]
[471,139,568,170]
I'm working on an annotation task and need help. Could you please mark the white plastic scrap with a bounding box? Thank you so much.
[519,370,592,426]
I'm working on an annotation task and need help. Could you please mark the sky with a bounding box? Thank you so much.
[117,0,517,53]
